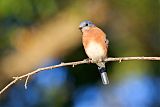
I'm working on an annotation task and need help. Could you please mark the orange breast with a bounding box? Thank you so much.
[82,27,108,57]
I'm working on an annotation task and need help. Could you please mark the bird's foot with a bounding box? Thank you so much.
[83,58,92,63]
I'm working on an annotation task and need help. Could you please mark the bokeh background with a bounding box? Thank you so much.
[0,0,159,107]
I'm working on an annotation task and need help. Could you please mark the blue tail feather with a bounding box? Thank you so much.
[98,66,109,85]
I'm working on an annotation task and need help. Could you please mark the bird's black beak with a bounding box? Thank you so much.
[79,26,82,30]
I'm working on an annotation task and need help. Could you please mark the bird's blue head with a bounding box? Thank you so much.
[79,20,95,30]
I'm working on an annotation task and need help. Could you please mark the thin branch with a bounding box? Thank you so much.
[24,75,30,89]
[0,57,160,95]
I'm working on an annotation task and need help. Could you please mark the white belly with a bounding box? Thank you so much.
[85,41,106,60]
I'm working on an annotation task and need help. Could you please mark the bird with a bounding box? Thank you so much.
[79,20,109,85]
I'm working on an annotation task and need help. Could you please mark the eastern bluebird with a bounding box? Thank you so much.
[79,20,109,85]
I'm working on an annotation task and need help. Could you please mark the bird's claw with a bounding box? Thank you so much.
[83,58,92,63]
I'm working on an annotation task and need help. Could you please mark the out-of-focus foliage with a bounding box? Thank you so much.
[0,0,159,107]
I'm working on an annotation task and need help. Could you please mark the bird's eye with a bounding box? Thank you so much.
[85,23,88,26]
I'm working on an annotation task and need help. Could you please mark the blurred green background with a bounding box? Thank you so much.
[0,0,159,107]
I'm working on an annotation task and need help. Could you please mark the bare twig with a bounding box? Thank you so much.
[0,57,160,95]
[24,75,30,89]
